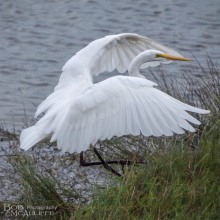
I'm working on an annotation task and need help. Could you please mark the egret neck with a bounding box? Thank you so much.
[128,51,155,78]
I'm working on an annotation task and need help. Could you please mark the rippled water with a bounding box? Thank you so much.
[1,0,220,128]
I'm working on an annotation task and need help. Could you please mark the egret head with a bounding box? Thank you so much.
[128,49,192,78]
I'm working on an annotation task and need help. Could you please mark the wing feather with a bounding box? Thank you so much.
[50,76,209,153]
[114,44,124,73]
[62,33,183,78]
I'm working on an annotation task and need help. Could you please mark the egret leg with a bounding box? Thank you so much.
[80,151,105,166]
[93,148,121,177]
[80,148,144,177]
[80,150,121,176]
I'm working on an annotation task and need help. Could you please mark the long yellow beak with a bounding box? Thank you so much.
[158,53,192,61]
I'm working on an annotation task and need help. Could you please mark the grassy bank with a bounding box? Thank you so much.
[72,125,220,219]
[0,58,219,219]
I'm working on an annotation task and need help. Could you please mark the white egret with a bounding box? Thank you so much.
[20,33,209,175]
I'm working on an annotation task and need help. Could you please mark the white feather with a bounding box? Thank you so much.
[20,33,209,153]
[27,76,208,153]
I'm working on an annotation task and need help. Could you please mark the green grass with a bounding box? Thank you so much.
[72,124,220,220]
[4,156,76,219]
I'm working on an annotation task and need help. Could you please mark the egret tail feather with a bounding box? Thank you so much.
[20,125,46,150]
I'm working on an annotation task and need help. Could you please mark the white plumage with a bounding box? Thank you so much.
[20,33,209,153]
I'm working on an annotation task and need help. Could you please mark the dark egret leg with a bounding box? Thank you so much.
[80,150,121,176]
[93,148,122,177]
[80,148,144,177]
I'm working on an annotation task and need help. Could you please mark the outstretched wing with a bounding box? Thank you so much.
[49,76,209,153]
[62,33,183,76]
